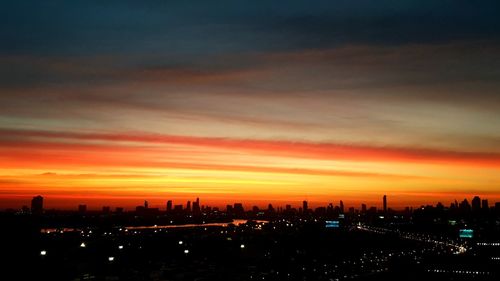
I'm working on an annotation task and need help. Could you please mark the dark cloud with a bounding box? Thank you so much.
[1,1,499,154]
[2,127,500,166]
[1,1,500,57]
[2,42,499,104]
[2,1,500,102]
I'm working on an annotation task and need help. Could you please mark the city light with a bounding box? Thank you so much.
[3,1,500,280]
[325,221,340,228]
[11,196,500,280]
[459,229,474,239]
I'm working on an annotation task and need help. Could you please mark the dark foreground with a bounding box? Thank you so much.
[2,214,499,281]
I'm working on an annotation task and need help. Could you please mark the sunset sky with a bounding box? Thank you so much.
[1,1,500,210]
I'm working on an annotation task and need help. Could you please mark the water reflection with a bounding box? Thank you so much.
[41,219,268,233]
[125,219,268,230]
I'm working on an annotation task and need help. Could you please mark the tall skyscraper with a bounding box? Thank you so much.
[144,200,149,209]
[459,198,471,211]
[186,201,191,212]
[482,199,489,210]
[302,200,308,214]
[383,195,387,213]
[471,196,481,212]
[339,200,344,213]
[31,195,43,215]
[166,200,172,213]
[193,197,201,214]
[267,204,275,213]
[233,203,244,216]
[361,204,367,213]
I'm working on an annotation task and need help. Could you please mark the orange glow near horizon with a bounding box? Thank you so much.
[1,128,499,210]
[2,4,500,213]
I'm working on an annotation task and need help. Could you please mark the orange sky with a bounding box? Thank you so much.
[1,127,499,210]
[2,3,500,210]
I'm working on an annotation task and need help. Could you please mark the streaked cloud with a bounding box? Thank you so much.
[1,1,500,209]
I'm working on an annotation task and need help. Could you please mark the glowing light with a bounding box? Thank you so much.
[459,229,473,239]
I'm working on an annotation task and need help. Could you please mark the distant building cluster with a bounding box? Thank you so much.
[4,194,500,281]
[12,194,500,221]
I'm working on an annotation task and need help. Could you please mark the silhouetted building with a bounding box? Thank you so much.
[31,195,44,215]
[102,206,110,214]
[186,201,191,213]
[233,203,244,216]
[383,195,387,213]
[482,199,489,210]
[302,200,308,214]
[361,204,367,214]
[193,198,201,214]
[459,199,471,212]
[472,196,481,212]
[315,206,326,215]
[327,203,333,214]
[339,200,344,213]
[436,202,444,210]
[147,208,160,214]
[78,204,87,214]
[166,200,172,213]
[173,205,183,212]
[267,204,275,213]
[115,207,124,213]
[144,200,149,209]
[450,201,457,209]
